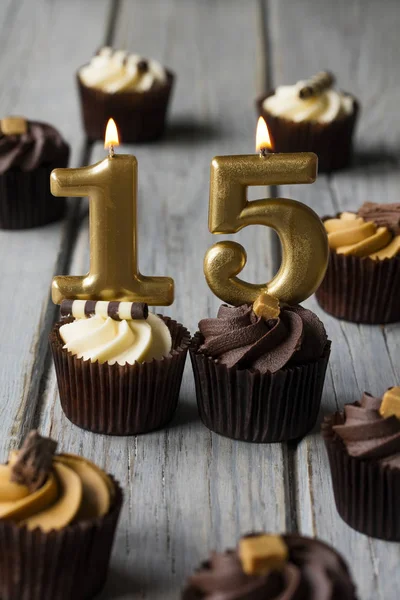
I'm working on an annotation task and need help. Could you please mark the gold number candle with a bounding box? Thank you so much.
[204,117,328,306]
[51,119,174,305]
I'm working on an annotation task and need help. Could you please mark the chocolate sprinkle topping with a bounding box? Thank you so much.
[10,431,57,492]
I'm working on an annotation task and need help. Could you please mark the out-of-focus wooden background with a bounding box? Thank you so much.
[0,1,399,598]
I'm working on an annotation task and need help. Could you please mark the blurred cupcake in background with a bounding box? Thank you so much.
[182,532,357,599]
[316,203,400,323]
[0,430,122,599]
[0,117,69,230]
[77,47,174,142]
[323,387,400,540]
[257,71,359,172]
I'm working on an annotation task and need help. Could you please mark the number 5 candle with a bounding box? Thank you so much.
[204,117,328,306]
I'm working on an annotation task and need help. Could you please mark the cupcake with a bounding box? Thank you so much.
[322,387,400,540]
[0,430,122,599]
[49,300,190,435]
[257,71,359,172]
[0,116,69,229]
[77,47,174,142]
[190,295,330,442]
[182,532,357,599]
[315,203,400,323]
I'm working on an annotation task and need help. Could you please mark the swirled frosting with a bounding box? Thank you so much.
[79,47,167,93]
[333,392,400,467]
[198,304,327,374]
[263,80,353,123]
[0,434,113,532]
[324,209,400,260]
[0,120,69,174]
[182,534,356,600]
[60,312,172,365]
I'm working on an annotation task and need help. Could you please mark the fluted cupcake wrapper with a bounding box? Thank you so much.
[0,162,68,230]
[256,93,359,173]
[322,413,400,541]
[189,335,331,443]
[77,71,174,142]
[315,251,400,324]
[0,477,122,600]
[49,316,190,436]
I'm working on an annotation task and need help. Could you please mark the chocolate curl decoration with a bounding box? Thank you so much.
[299,71,335,99]
[10,431,57,492]
[60,299,148,321]
[358,202,400,236]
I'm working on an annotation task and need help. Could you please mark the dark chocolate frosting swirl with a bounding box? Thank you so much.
[0,121,70,173]
[333,392,400,466]
[182,534,357,600]
[198,304,327,374]
[358,202,400,235]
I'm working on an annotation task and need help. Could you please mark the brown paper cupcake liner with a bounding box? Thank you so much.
[189,335,331,443]
[50,316,190,435]
[0,477,122,600]
[0,161,68,230]
[315,251,400,324]
[77,71,174,142]
[322,412,400,540]
[256,92,359,173]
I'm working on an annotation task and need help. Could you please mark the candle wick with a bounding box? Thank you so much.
[109,144,115,158]
[259,147,269,157]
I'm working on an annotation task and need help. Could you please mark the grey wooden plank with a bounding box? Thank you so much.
[0,0,112,457]
[266,0,400,598]
[39,1,287,598]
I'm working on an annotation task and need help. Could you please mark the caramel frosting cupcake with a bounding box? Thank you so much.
[50,300,190,435]
[257,71,359,172]
[0,117,69,229]
[0,431,122,599]
[316,202,400,323]
[182,533,357,599]
[77,47,174,142]
[190,297,330,442]
[323,387,400,539]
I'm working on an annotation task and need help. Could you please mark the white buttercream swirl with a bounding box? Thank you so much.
[263,80,353,123]
[59,312,172,365]
[79,47,167,93]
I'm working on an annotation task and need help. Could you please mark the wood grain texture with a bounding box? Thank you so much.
[38,1,287,598]
[0,0,112,457]
[266,1,400,598]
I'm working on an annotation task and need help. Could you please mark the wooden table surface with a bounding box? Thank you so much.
[1,0,399,598]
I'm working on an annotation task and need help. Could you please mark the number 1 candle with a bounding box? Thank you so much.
[51,118,174,305]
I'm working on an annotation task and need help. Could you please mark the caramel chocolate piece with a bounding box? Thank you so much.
[253,292,280,320]
[60,299,148,321]
[380,387,400,420]
[10,431,57,492]
[299,71,335,99]
[238,534,288,575]
[0,116,28,136]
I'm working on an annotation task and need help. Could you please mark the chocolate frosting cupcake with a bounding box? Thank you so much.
[199,304,327,373]
[0,120,69,173]
[332,392,400,466]
[323,388,400,540]
[182,534,357,600]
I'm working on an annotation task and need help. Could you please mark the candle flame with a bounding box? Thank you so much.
[255,117,272,153]
[104,118,119,148]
